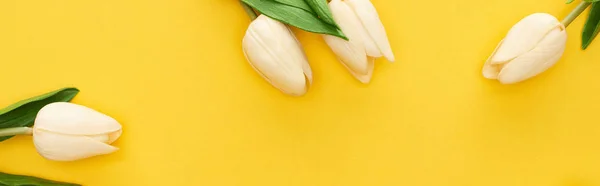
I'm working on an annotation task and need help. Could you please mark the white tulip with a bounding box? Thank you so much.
[323,0,394,83]
[242,15,313,96]
[33,102,122,161]
[483,13,567,84]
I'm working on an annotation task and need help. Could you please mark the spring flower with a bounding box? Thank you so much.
[242,15,313,96]
[323,0,394,83]
[33,102,122,161]
[482,13,567,84]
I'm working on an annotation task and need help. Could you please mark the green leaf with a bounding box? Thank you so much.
[0,172,80,186]
[0,87,79,142]
[272,0,312,12]
[305,0,339,27]
[582,2,600,49]
[570,0,600,4]
[243,0,347,40]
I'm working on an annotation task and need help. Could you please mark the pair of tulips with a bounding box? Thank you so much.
[242,0,395,96]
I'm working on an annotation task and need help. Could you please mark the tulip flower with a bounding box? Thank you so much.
[242,15,313,96]
[482,13,567,84]
[33,102,122,161]
[323,0,395,83]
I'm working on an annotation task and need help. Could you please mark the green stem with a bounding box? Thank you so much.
[240,1,258,21]
[562,1,592,27]
[0,127,32,137]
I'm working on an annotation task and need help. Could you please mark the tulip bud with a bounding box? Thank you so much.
[242,15,313,96]
[33,102,122,161]
[323,0,394,83]
[483,13,567,84]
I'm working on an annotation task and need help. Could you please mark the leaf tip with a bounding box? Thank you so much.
[582,42,591,50]
[67,87,80,92]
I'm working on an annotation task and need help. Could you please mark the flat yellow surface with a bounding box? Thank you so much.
[0,0,599,185]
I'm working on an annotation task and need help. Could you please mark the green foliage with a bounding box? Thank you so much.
[0,172,80,186]
[242,0,347,40]
[0,88,79,142]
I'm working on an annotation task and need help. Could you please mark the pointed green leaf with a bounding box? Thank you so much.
[582,2,600,49]
[0,172,80,186]
[567,0,575,4]
[0,87,79,142]
[243,0,347,40]
[305,0,340,28]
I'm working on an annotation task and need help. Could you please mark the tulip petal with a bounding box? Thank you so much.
[491,13,561,64]
[242,15,310,96]
[35,102,121,136]
[107,129,123,144]
[482,40,504,79]
[324,35,369,75]
[286,27,313,85]
[339,56,375,84]
[88,129,122,144]
[345,0,394,62]
[326,0,371,79]
[497,25,567,84]
[328,0,367,48]
[33,129,118,161]
[88,134,110,143]
[334,0,379,59]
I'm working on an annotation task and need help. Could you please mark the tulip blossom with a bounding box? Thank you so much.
[242,15,313,96]
[323,0,394,83]
[482,13,567,84]
[33,102,122,161]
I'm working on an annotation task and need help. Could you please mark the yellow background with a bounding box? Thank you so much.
[0,0,599,185]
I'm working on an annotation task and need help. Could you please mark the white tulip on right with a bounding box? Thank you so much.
[483,13,567,84]
[33,102,122,161]
[323,0,395,83]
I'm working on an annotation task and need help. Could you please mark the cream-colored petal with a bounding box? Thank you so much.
[339,56,375,84]
[328,0,369,51]
[33,129,118,161]
[34,102,121,136]
[242,15,309,96]
[491,13,561,64]
[107,129,122,144]
[286,26,314,85]
[324,35,369,75]
[87,129,122,144]
[497,25,567,84]
[337,0,380,58]
[87,134,110,143]
[326,0,371,78]
[346,0,394,62]
[482,40,504,79]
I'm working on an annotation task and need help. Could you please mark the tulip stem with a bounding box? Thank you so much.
[0,127,33,137]
[562,1,591,27]
[240,1,258,21]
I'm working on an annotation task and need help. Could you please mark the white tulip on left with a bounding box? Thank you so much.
[33,102,122,161]
[243,15,313,96]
